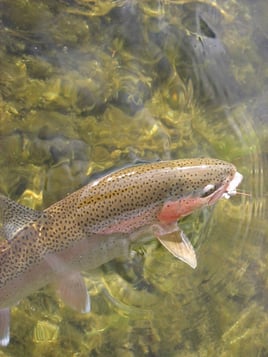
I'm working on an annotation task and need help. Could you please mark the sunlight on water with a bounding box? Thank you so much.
[0,0,267,356]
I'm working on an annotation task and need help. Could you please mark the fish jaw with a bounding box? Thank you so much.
[222,171,243,199]
[208,170,243,204]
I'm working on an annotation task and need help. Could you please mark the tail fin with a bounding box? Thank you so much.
[0,194,42,241]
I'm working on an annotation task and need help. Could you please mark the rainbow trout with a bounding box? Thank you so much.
[0,158,243,345]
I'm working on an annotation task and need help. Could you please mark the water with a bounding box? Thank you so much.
[0,0,267,356]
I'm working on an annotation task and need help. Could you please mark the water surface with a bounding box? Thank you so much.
[0,0,267,356]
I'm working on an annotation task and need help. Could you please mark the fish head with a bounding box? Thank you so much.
[159,159,243,222]
[174,158,243,205]
[195,160,243,205]
[156,158,243,269]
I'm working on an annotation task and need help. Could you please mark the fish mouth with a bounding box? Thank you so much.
[208,171,243,205]
[222,171,243,199]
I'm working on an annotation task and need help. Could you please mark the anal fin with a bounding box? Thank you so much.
[46,254,90,313]
[0,308,10,346]
[155,226,197,269]
[56,272,90,313]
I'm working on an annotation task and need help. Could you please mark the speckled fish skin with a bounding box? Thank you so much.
[46,157,237,234]
[0,158,242,345]
[0,158,237,301]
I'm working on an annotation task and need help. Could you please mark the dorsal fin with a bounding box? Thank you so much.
[0,194,42,240]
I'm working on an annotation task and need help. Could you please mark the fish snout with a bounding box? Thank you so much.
[222,171,243,199]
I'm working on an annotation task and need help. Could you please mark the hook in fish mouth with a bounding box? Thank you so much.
[206,171,243,205]
[222,171,243,199]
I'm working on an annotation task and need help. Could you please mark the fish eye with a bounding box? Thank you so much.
[200,184,216,198]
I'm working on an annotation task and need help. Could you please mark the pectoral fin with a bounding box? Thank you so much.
[56,272,90,313]
[0,308,10,346]
[155,226,197,269]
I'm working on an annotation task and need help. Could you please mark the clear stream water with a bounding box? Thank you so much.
[0,1,267,356]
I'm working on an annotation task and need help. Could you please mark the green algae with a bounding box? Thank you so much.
[0,0,267,356]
